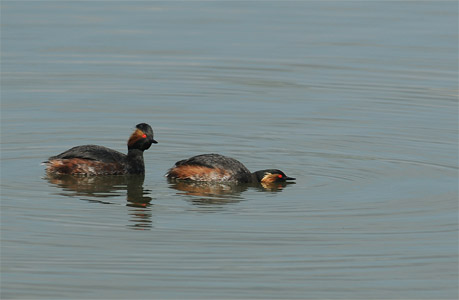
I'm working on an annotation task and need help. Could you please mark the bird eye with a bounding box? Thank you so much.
[278,174,283,178]
[142,134,147,138]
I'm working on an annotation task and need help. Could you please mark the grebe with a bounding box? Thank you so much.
[166,153,295,184]
[45,123,157,176]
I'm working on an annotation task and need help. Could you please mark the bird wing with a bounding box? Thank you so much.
[47,145,126,163]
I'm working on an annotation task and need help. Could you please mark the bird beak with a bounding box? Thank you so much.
[152,139,158,144]
[285,176,295,181]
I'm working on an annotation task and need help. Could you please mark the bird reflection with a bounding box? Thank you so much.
[167,178,295,206]
[45,174,153,229]
[168,179,247,205]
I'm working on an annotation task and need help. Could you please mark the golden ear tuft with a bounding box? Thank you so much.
[261,172,279,184]
[128,129,146,147]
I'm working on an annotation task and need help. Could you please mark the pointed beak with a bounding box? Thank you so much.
[285,176,295,181]
[152,138,158,144]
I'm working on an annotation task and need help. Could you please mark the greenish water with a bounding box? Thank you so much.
[1,1,458,299]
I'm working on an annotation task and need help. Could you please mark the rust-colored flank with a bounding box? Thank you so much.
[47,158,125,176]
[167,165,231,182]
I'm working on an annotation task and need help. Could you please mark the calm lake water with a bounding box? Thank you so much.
[1,1,458,299]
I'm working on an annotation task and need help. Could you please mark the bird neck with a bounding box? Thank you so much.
[250,171,263,183]
[126,149,145,174]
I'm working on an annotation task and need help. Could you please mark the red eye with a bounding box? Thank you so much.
[142,134,147,138]
[278,174,283,178]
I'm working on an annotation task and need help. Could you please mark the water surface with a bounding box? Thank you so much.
[1,1,458,299]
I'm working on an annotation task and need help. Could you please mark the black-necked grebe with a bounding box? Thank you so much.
[45,123,157,176]
[166,153,295,183]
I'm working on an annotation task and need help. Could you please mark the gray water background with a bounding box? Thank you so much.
[1,1,458,299]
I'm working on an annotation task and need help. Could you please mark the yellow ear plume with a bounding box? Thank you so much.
[127,129,146,147]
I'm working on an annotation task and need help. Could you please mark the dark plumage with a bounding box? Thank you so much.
[166,153,295,183]
[45,123,157,176]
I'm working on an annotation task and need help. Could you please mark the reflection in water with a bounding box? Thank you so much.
[45,174,153,229]
[168,179,247,206]
[167,178,295,205]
